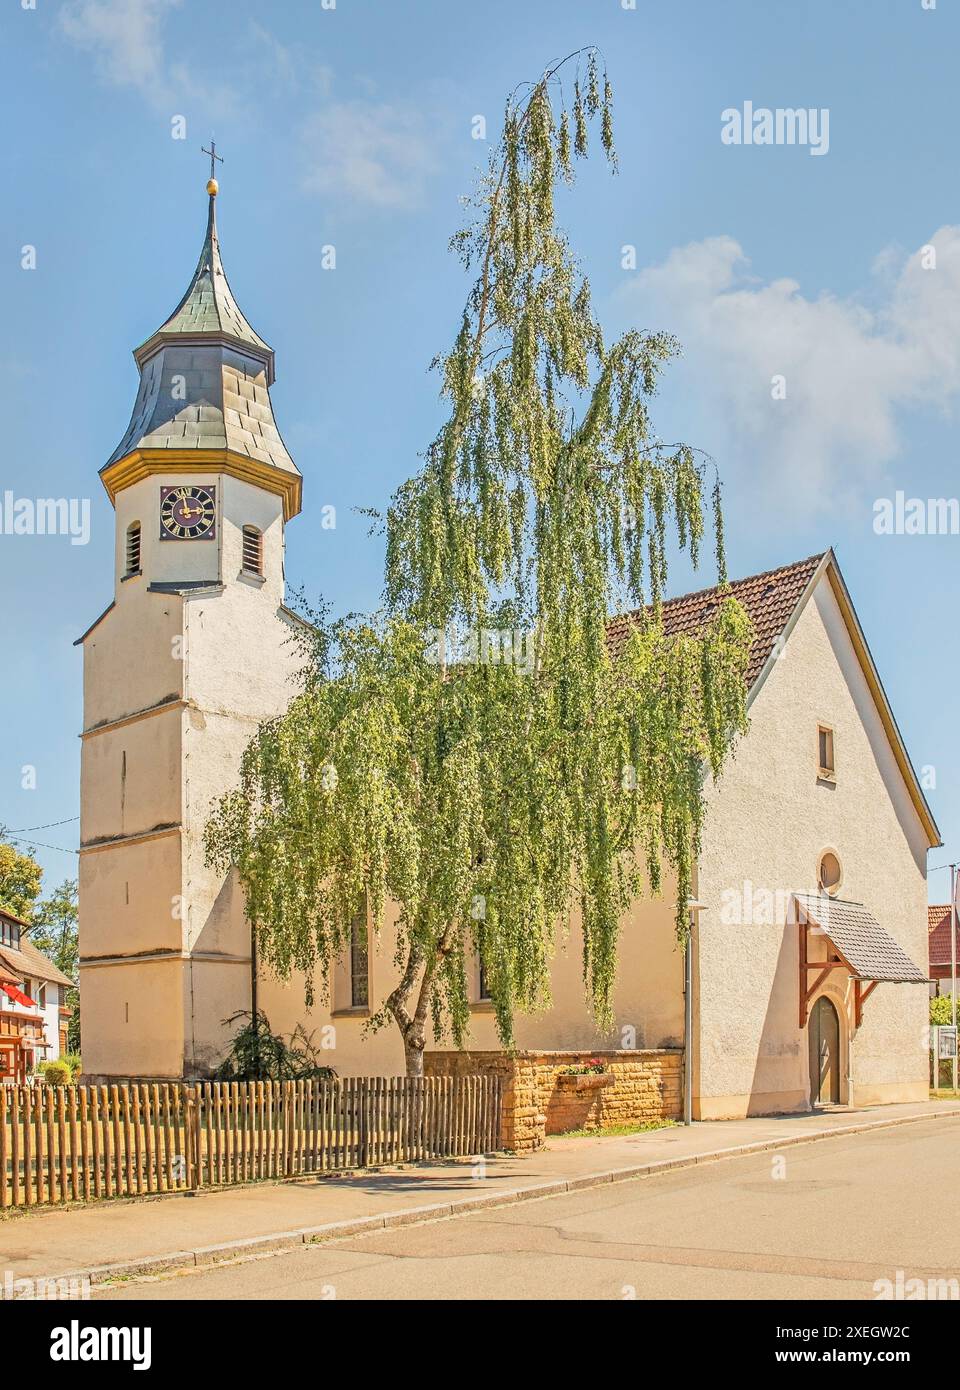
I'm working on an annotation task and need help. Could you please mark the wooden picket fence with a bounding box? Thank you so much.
[0,1075,501,1210]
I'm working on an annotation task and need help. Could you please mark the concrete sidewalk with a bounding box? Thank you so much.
[3,1099,958,1293]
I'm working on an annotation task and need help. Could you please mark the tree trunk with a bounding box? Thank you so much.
[403,1032,425,1079]
[387,934,449,1078]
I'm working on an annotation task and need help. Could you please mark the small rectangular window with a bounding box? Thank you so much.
[818,725,835,777]
[350,920,369,1009]
[477,927,491,1002]
[242,526,263,576]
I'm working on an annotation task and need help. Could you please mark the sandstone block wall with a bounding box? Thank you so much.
[424,1049,682,1152]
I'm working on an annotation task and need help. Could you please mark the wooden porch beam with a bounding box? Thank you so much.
[799,914,851,1026]
[855,978,880,1029]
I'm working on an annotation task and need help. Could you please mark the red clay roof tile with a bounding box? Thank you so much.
[928,905,959,967]
[607,553,826,690]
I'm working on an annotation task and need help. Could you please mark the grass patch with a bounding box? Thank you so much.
[930,1089,960,1100]
[558,1119,677,1138]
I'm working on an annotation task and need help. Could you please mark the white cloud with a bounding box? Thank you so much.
[618,229,960,513]
[59,0,180,101]
[58,6,429,209]
[299,100,441,209]
[58,0,253,115]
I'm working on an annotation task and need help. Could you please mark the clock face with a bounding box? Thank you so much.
[159,486,216,541]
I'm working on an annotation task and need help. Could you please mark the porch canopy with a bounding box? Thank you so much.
[793,892,928,1028]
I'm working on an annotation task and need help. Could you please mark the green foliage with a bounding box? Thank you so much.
[214,1011,336,1082]
[38,1059,71,1086]
[931,994,954,1026]
[29,880,78,977]
[28,879,80,1053]
[0,836,43,921]
[560,1120,676,1137]
[62,1052,83,1080]
[206,51,752,1073]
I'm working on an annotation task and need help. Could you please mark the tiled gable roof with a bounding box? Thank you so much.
[794,892,928,984]
[0,937,73,990]
[929,904,951,932]
[0,906,73,988]
[928,905,959,967]
[606,553,825,690]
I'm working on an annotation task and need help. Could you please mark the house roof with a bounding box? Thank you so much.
[0,916,74,989]
[929,904,952,932]
[0,906,32,930]
[607,549,940,849]
[928,905,959,968]
[0,941,72,989]
[607,552,824,688]
[793,893,928,984]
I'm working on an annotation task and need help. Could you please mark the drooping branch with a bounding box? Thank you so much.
[206,52,753,1076]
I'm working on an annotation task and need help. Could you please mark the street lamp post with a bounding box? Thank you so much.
[951,863,957,1093]
[684,899,708,1126]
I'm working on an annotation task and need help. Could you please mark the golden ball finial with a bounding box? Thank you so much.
[206,177,219,196]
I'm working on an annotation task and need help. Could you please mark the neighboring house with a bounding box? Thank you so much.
[77,181,938,1117]
[0,907,74,1082]
[928,905,958,997]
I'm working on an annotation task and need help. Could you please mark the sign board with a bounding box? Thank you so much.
[938,1026,958,1060]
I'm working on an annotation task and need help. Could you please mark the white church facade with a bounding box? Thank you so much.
[77,179,937,1118]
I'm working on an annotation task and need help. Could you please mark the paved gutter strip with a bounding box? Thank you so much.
[82,1251,197,1282]
[19,1106,960,1295]
[194,1231,307,1266]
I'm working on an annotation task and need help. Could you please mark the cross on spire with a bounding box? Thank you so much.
[202,139,224,181]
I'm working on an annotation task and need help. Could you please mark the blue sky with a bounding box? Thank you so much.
[1,0,958,901]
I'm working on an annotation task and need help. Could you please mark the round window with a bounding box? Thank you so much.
[819,851,842,895]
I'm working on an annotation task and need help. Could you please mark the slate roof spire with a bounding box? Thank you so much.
[133,174,275,383]
[101,169,301,516]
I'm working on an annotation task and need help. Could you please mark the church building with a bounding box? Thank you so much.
[77,175,937,1119]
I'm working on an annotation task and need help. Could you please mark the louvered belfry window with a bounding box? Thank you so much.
[125,521,141,575]
[242,525,263,576]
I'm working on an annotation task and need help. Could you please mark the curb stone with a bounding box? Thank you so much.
[13,1106,960,1295]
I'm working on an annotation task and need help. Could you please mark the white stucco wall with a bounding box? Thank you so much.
[80,469,302,1078]
[694,573,930,1118]
[259,878,686,1078]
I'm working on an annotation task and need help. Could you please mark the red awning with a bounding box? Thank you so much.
[0,982,36,1008]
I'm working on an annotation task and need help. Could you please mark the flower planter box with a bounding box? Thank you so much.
[556,1072,616,1093]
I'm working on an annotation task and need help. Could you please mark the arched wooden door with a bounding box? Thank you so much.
[809,995,841,1105]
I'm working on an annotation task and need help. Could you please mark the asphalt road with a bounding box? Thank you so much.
[95,1118,959,1301]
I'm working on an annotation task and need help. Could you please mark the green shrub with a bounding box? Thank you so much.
[38,1059,71,1086]
[931,995,954,1026]
[63,1052,82,1079]
[215,1011,337,1082]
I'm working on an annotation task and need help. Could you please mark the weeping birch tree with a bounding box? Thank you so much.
[205,50,753,1077]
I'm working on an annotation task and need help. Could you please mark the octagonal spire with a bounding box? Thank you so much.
[133,185,275,383]
[101,173,300,518]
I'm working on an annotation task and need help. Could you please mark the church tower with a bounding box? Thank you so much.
[77,162,303,1078]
